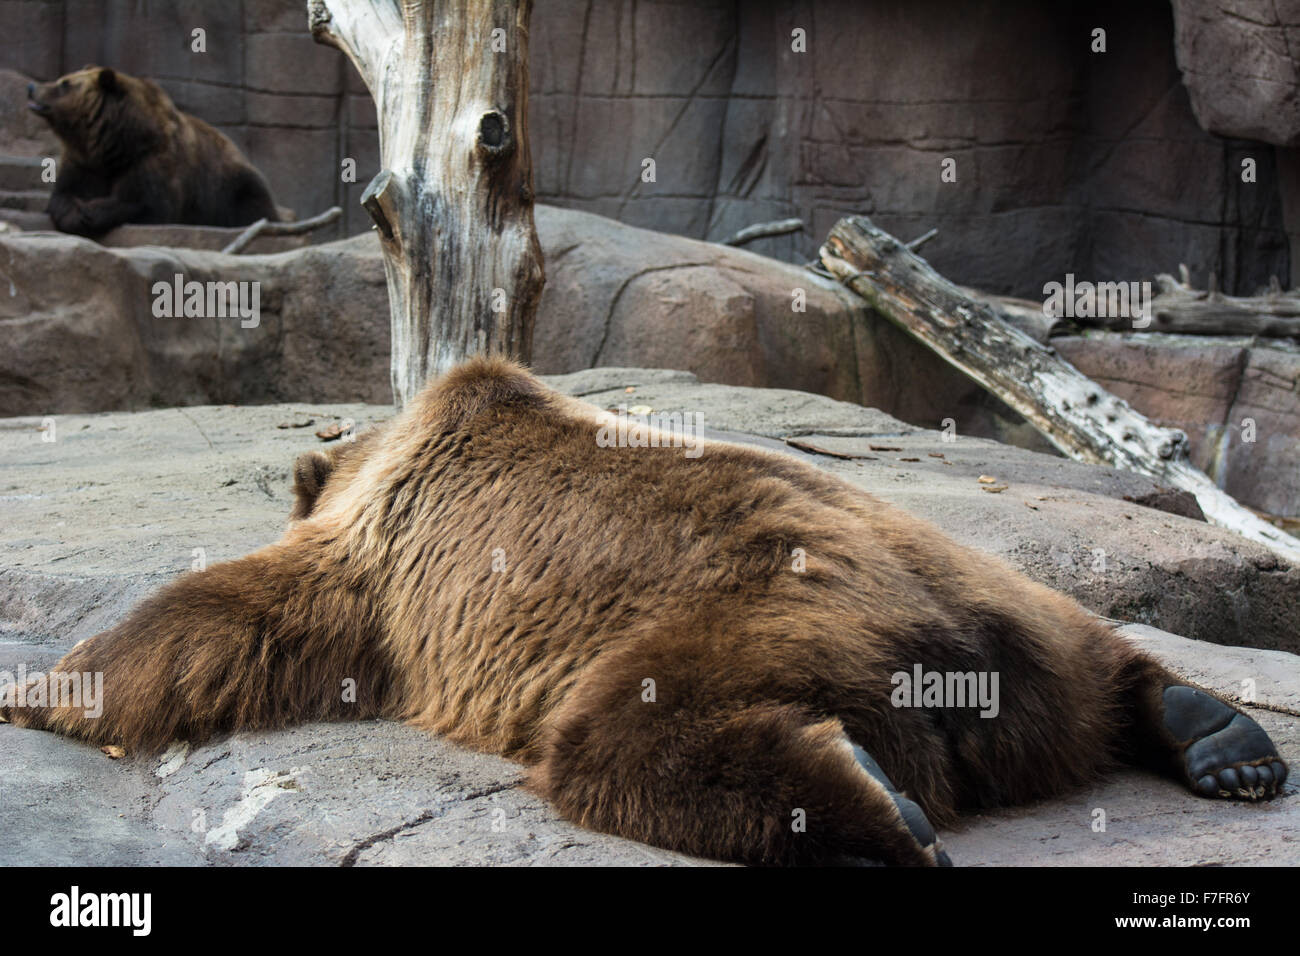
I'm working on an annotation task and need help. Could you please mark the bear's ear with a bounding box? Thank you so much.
[97,68,118,92]
[290,450,335,520]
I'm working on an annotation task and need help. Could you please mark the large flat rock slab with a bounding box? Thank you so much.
[142,722,693,867]
[1,728,204,867]
[1,371,1296,865]
[944,625,1300,866]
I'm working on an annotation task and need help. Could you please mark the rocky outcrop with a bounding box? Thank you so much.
[1168,1,1300,286]
[3,204,1298,520]
[0,204,970,423]
[0,228,392,413]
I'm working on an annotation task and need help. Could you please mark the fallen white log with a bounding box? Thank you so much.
[819,215,1300,563]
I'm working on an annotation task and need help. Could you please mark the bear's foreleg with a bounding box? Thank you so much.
[1,546,394,753]
[47,191,144,236]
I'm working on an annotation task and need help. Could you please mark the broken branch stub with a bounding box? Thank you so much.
[819,215,1300,563]
[309,0,545,408]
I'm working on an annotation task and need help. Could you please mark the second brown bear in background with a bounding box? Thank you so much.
[27,65,280,236]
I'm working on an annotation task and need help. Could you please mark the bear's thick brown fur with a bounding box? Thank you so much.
[27,66,279,236]
[1,357,1288,865]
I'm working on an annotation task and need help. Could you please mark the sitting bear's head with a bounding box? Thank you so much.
[27,65,169,161]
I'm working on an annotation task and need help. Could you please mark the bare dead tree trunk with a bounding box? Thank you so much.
[309,0,545,407]
[820,215,1300,564]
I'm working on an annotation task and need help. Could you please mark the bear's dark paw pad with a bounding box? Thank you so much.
[1164,686,1288,801]
[851,744,953,866]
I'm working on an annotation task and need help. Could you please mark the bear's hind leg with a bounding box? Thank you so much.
[1113,644,1288,800]
[228,169,279,226]
[1160,685,1287,799]
[531,684,950,866]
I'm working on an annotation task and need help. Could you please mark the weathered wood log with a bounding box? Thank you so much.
[1070,266,1300,338]
[820,215,1300,563]
[959,288,1059,343]
[220,205,343,255]
[309,0,545,407]
[1143,269,1300,337]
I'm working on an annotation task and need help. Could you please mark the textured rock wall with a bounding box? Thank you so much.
[2,0,1291,296]
[530,0,1289,296]
[1171,0,1300,146]
[1170,0,1300,281]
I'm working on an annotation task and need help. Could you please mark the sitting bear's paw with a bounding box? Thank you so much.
[1163,686,1288,801]
[850,744,953,866]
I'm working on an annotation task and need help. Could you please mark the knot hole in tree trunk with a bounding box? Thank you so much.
[477,110,512,160]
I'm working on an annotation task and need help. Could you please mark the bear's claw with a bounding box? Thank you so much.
[851,744,953,866]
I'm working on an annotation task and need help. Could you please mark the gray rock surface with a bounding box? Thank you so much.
[0,70,59,158]
[1,371,1296,865]
[946,624,1300,866]
[0,229,393,415]
[0,207,1017,451]
[1171,0,1300,146]
[534,0,1288,298]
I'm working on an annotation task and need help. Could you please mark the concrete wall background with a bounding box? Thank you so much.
[1,0,1291,297]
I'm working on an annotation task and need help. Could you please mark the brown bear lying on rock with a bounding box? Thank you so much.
[26,65,279,236]
[1,357,1288,865]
